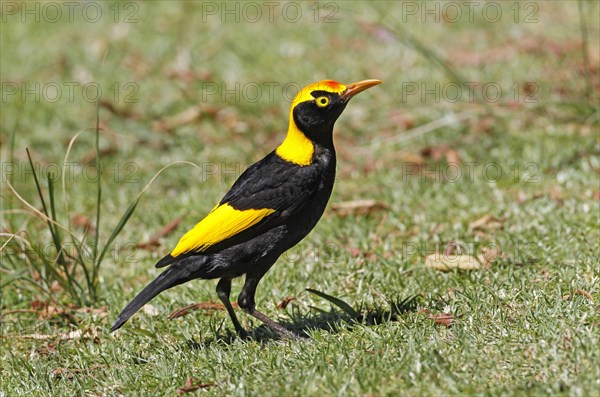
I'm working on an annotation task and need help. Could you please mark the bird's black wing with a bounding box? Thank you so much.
[220,151,321,213]
[156,152,322,267]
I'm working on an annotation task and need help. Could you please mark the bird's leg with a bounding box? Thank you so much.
[216,278,248,338]
[238,273,300,339]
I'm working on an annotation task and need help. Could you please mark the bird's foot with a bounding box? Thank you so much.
[249,308,306,340]
[269,324,302,340]
[235,327,251,340]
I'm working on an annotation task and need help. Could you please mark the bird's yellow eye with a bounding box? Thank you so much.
[316,96,329,108]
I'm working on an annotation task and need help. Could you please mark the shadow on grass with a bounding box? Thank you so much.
[183,294,420,349]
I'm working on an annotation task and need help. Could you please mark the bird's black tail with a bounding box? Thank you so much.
[110,263,192,332]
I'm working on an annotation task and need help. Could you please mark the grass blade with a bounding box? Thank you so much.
[578,0,593,99]
[47,172,88,303]
[30,241,80,304]
[389,295,419,316]
[90,101,103,301]
[306,288,360,319]
[92,101,102,263]
[47,172,67,267]
[25,149,51,226]
[26,149,66,255]
[5,127,17,232]
[94,196,140,282]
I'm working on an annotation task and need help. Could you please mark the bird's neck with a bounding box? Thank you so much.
[275,118,315,166]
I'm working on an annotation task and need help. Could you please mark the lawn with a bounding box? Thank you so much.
[1,1,599,396]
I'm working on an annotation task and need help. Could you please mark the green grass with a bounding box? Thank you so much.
[1,1,599,396]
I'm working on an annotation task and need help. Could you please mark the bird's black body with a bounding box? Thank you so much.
[162,146,337,279]
[111,79,381,338]
[111,146,336,335]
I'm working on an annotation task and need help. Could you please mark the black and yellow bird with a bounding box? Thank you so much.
[110,79,382,338]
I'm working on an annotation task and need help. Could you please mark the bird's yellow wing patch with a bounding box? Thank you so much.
[171,203,276,257]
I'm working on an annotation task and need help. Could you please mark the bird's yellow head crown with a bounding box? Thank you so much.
[290,80,348,109]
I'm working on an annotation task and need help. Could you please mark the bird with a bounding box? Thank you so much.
[110,79,382,338]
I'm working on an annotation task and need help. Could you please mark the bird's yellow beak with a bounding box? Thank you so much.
[341,79,383,101]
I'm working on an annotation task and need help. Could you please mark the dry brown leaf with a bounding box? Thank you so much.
[137,217,183,250]
[277,297,295,310]
[35,343,57,357]
[72,214,94,231]
[165,69,213,83]
[477,247,501,268]
[348,246,362,257]
[72,306,108,319]
[11,329,83,341]
[153,106,202,133]
[168,302,235,319]
[394,151,426,165]
[550,185,564,206]
[99,100,142,120]
[362,160,378,175]
[474,117,495,133]
[51,367,78,380]
[429,313,454,327]
[444,149,461,165]
[446,287,462,300]
[331,199,386,217]
[31,300,70,320]
[421,145,447,162]
[74,306,107,314]
[28,301,107,321]
[442,241,461,256]
[469,215,505,231]
[49,281,63,293]
[123,54,152,77]
[516,191,544,204]
[51,364,107,380]
[80,146,117,164]
[7,327,99,343]
[153,105,219,133]
[588,158,600,174]
[574,289,593,302]
[388,110,416,130]
[420,144,461,164]
[177,378,215,395]
[425,253,481,271]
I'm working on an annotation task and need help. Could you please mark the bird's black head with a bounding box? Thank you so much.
[291,79,382,147]
[276,79,382,165]
[293,89,349,146]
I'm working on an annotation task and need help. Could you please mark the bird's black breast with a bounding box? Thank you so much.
[271,145,337,248]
